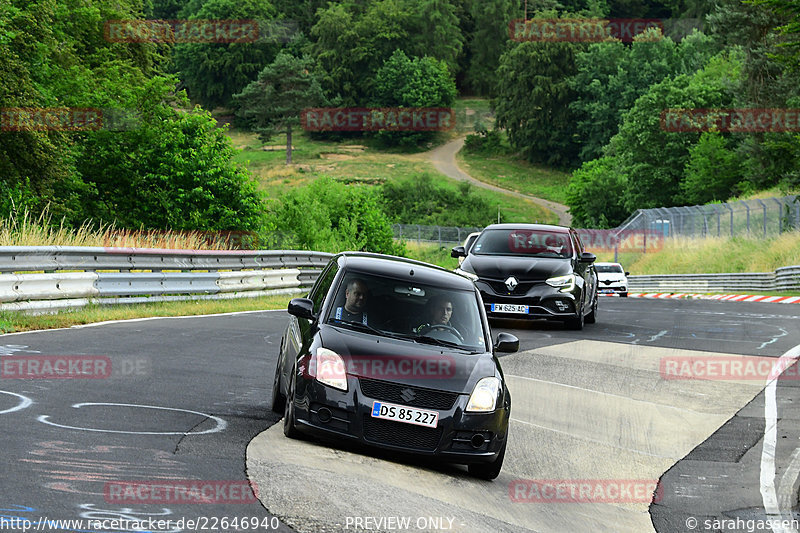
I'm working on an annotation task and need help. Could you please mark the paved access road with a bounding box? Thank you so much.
[1,298,798,533]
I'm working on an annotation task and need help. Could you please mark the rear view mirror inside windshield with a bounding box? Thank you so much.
[394,285,426,297]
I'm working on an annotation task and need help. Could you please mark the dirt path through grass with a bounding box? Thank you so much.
[426,137,573,225]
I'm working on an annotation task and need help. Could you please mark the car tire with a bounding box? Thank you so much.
[567,296,585,330]
[620,292,628,298]
[468,440,506,481]
[271,362,285,414]
[283,371,302,439]
[585,293,597,324]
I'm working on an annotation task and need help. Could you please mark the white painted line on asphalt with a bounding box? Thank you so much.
[37,402,227,435]
[760,343,800,533]
[509,416,676,459]
[0,390,33,414]
[0,309,286,338]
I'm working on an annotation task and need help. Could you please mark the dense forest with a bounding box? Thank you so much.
[1,0,798,243]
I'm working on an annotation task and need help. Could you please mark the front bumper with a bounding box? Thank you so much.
[291,375,509,465]
[474,279,579,320]
[598,282,627,295]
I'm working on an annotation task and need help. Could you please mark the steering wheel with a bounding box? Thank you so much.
[417,324,464,343]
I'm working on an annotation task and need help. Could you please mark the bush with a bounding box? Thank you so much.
[380,173,496,226]
[464,128,505,155]
[267,176,404,255]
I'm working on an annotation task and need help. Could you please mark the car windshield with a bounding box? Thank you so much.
[596,264,624,274]
[325,271,487,352]
[472,228,573,258]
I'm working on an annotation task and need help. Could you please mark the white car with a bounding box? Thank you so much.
[595,262,629,297]
[457,232,482,265]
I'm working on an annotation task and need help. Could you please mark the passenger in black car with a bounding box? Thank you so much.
[334,278,369,325]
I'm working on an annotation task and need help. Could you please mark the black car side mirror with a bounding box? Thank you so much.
[625,271,630,276]
[580,252,596,263]
[494,332,519,353]
[288,298,315,320]
[451,246,466,258]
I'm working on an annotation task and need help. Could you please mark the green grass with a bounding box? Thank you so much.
[229,127,555,224]
[0,294,294,334]
[592,233,800,275]
[457,151,572,205]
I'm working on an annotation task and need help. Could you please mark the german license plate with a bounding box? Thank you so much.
[371,401,438,428]
[491,303,529,314]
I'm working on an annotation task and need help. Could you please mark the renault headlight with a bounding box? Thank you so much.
[545,274,575,292]
[455,268,479,282]
[314,347,347,391]
[466,376,501,412]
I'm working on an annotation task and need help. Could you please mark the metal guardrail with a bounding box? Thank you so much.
[0,247,332,312]
[628,266,800,293]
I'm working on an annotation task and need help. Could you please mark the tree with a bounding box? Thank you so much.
[681,132,744,204]
[609,50,742,210]
[494,39,586,167]
[467,0,518,95]
[234,52,327,164]
[172,0,280,110]
[570,29,717,163]
[566,157,629,228]
[414,0,464,74]
[77,77,264,231]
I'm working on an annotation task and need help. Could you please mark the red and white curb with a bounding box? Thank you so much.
[627,293,800,304]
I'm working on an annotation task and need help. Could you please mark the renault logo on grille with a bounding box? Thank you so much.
[400,388,416,403]
[505,276,519,291]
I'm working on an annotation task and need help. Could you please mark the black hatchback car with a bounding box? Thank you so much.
[451,224,598,329]
[271,252,519,480]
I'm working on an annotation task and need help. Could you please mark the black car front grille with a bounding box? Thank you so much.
[359,378,458,410]
[363,416,443,451]
[486,280,537,295]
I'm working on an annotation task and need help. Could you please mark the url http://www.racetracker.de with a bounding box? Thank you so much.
[0,516,283,532]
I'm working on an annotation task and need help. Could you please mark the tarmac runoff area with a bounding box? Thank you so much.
[247,340,776,533]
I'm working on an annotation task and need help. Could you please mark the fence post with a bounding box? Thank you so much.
[438,226,442,246]
[756,199,767,237]
[724,204,733,237]
[773,198,783,234]
[744,202,750,234]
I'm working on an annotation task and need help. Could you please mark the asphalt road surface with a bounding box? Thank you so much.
[1,298,798,533]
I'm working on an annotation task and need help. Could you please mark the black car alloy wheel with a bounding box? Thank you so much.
[283,371,302,439]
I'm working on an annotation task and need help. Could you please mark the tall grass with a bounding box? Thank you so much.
[593,233,800,274]
[0,210,233,249]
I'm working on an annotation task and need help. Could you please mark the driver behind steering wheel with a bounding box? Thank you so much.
[414,295,461,341]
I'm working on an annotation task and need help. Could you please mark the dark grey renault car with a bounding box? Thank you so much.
[272,252,519,479]
[451,223,598,329]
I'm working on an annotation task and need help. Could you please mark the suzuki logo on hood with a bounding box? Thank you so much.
[505,276,519,291]
[400,388,416,402]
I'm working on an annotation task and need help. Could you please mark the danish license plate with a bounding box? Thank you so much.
[491,303,529,314]
[371,401,439,428]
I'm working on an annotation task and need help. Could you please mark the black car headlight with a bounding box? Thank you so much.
[313,347,348,391]
[455,268,479,282]
[466,377,501,412]
[545,274,575,292]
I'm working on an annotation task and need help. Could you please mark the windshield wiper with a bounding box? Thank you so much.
[391,332,474,351]
[329,320,414,341]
